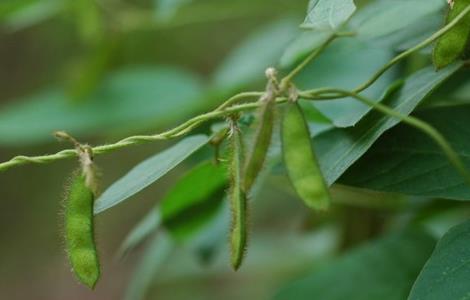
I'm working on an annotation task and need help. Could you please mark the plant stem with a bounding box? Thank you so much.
[280,33,337,90]
[215,91,264,111]
[0,97,287,173]
[2,6,470,174]
[353,5,470,93]
[313,88,470,186]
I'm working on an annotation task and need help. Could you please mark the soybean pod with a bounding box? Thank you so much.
[281,101,330,210]
[243,96,275,192]
[433,0,470,69]
[65,171,100,289]
[229,122,248,270]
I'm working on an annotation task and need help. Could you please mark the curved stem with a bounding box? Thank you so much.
[0,97,288,173]
[2,6,470,175]
[215,91,264,111]
[314,88,470,186]
[280,33,337,89]
[353,5,470,94]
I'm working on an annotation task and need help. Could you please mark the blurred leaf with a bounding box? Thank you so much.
[212,18,298,91]
[118,161,229,256]
[0,0,36,19]
[280,31,332,68]
[301,0,356,31]
[351,0,443,41]
[94,135,210,214]
[119,0,303,33]
[67,36,119,100]
[302,102,334,135]
[424,71,470,107]
[68,0,103,44]
[274,229,436,300]
[0,66,205,146]
[0,0,62,31]
[314,64,461,185]
[161,161,229,240]
[296,38,394,127]
[188,200,231,265]
[154,0,192,21]
[124,232,174,300]
[392,18,441,53]
[118,210,161,258]
[409,220,470,300]
[341,105,470,200]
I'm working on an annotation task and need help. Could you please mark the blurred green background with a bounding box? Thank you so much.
[1,0,468,299]
[0,1,324,299]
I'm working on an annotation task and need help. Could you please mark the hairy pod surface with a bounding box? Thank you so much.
[243,97,275,192]
[65,173,100,289]
[281,102,330,210]
[433,0,470,69]
[229,125,248,270]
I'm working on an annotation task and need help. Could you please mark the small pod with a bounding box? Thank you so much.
[243,97,275,192]
[281,102,330,210]
[433,0,470,69]
[65,173,100,289]
[229,124,248,270]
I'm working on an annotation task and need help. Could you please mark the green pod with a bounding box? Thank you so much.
[281,102,330,210]
[229,125,248,270]
[433,0,470,69]
[243,98,275,192]
[65,173,100,289]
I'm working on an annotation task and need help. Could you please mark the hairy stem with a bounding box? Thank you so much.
[0,97,287,172]
[2,7,470,175]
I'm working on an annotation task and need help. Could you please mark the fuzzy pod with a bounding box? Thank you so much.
[229,125,248,270]
[242,98,275,192]
[65,173,100,289]
[433,0,470,69]
[281,102,330,210]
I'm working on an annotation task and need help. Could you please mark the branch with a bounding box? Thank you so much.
[306,88,470,186]
[2,5,470,174]
[0,96,288,173]
[352,5,470,94]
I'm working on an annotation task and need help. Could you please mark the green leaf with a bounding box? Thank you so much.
[296,38,394,127]
[212,18,298,91]
[161,161,229,240]
[314,64,461,185]
[124,232,174,300]
[0,0,62,31]
[117,210,161,258]
[69,0,103,44]
[280,31,332,68]
[408,220,470,300]
[0,0,33,19]
[118,160,228,256]
[351,0,443,41]
[341,105,470,200]
[391,18,441,53]
[274,229,436,300]
[94,135,210,214]
[189,161,274,265]
[301,0,356,31]
[188,201,230,265]
[154,0,192,20]
[0,66,205,146]
[66,37,118,100]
